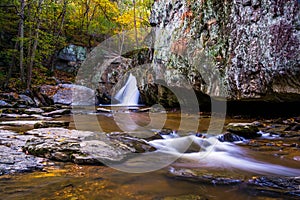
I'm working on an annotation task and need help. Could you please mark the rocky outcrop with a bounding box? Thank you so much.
[143,0,300,105]
[23,128,156,165]
[55,44,87,74]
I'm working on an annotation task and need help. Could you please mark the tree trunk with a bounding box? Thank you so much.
[19,0,25,84]
[4,40,18,89]
[27,0,43,90]
[133,0,138,47]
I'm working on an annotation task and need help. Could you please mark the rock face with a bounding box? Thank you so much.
[143,0,300,105]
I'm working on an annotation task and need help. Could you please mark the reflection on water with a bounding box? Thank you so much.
[1,111,300,199]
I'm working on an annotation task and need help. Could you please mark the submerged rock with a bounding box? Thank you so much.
[247,176,300,197]
[168,167,243,185]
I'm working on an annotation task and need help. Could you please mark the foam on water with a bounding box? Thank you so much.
[149,135,300,176]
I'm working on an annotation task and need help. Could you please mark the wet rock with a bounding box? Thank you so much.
[33,121,70,128]
[106,132,156,153]
[18,94,35,106]
[168,167,243,185]
[0,130,45,175]
[0,113,31,119]
[24,108,44,115]
[218,132,244,142]
[0,100,12,108]
[30,115,52,120]
[0,120,43,127]
[42,109,71,117]
[289,124,300,131]
[226,123,261,139]
[23,128,156,164]
[247,176,300,197]
[0,108,26,114]
[40,107,56,112]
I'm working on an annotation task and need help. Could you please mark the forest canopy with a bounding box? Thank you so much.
[0,0,153,90]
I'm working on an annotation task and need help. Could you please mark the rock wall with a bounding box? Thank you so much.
[143,0,300,105]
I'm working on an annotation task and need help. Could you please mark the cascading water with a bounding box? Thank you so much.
[114,73,140,106]
[148,135,300,176]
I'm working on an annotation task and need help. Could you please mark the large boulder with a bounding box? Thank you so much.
[142,0,300,106]
[40,84,96,106]
[55,44,87,73]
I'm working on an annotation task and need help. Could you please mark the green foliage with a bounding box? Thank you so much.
[0,0,154,90]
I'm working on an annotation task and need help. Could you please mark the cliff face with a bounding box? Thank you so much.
[142,0,300,105]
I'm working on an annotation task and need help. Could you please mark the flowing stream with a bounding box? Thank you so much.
[0,112,299,200]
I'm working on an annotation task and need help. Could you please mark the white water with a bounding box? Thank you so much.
[148,135,300,176]
[114,73,140,106]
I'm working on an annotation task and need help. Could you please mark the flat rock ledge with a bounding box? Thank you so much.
[0,130,46,175]
[23,128,156,165]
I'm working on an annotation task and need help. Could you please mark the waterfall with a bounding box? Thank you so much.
[114,73,140,106]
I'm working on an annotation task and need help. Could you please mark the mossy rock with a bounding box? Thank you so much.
[226,123,261,139]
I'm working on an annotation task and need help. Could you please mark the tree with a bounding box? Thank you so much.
[26,0,43,90]
[19,0,25,84]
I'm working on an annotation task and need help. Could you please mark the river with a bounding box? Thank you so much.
[0,111,299,200]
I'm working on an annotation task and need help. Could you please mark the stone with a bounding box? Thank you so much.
[0,100,12,108]
[0,130,45,175]
[226,123,261,138]
[247,176,300,197]
[218,132,244,142]
[23,128,156,165]
[33,121,70,128]
[0,120,43,126]
[24,108,44,115]
[168,167,243,185]
[140,0,300,106]
[42,84,96,106]
[57,44,86,62]
[0,113,31,119]
[42,109,71,117]
[18,95,35,106]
